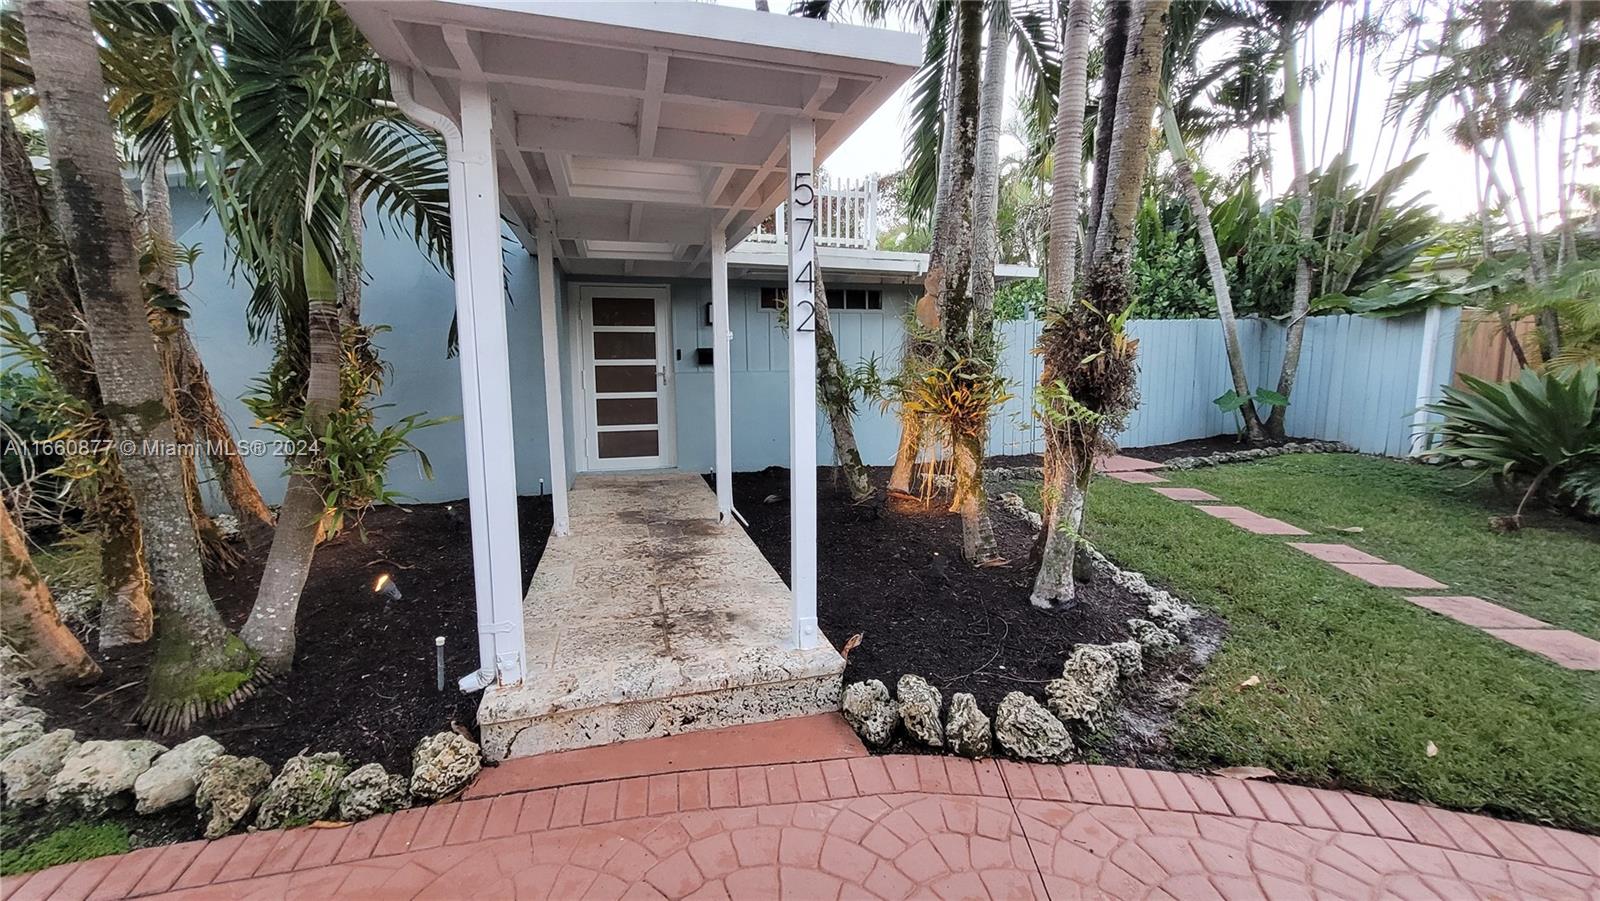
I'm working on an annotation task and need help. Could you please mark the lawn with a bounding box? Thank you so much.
[1016,453,1600,832]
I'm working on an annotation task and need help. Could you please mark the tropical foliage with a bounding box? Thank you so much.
[1424,364,1600,520]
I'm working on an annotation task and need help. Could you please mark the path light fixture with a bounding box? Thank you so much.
[374,573,403,602]
[435,636,446,692]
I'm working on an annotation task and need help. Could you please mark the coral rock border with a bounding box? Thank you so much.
[840,546,1203,764]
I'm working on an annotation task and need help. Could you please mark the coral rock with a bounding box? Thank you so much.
[255,752,349,830]
[48,739,166,813]
[337,763,412,821]
[0,729,76,804]
[1044,678,1102,731]
[841,680,899,748]
[1061,645,1120,697]
[896,675,944,748]
[1105,640,1144,679]
[135,736,225,814]
[410,733,481,801]
[994,692,1073,762]
[196,755,273,839]
[0,718,44,763]
[945,693,992,758]
[1127,618,1180,656]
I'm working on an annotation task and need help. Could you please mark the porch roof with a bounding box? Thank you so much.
[345,0,920,277]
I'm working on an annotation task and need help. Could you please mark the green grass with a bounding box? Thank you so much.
[1018,454,1600,831]
[1168,454,1600,639]
[0,823,130,876]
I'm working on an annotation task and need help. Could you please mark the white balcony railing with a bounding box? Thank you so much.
[744,174,880,250]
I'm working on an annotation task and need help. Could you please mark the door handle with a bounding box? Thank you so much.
[656,365,668,385]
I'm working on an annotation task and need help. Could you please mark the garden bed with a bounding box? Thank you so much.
[730,466,1221,764]
[26,496,555,773]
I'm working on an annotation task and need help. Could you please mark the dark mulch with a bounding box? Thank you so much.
[28,496,554,774]
[988,433,1301,469]
[730,466,1220,762]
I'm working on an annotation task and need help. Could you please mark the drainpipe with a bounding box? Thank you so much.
[389,64,497,694]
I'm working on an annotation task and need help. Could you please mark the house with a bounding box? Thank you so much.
[313,0,989,759]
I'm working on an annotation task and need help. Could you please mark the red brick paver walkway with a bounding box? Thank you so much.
[7,724,1596,900]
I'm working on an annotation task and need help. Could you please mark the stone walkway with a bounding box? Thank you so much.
[1117,456,1600,671]
[4,716,1597,900]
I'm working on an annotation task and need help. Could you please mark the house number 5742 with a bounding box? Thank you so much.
[791,172,816,333]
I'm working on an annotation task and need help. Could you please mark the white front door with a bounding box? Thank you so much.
[578,285,675,471]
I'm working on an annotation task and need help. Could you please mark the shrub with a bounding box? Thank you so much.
[1423,364,1600,520]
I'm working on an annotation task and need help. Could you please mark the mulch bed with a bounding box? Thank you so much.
[989,433,1298,468]
[731,466,1221,762]
[28,496,554,773]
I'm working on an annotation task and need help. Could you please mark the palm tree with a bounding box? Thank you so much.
[1031,0,1170,606]
[1,110,155,649]
[1158,1,1271,443]
[1,499,101,686]
[175,0,454,670]
[1030,0,1093,605]
[96,3,278,549]
[931,1,1004,563]
[21,0,258,731]
[1262,0,1327,440]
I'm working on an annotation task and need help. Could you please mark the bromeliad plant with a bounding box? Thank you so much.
[1423,363,1600,524]
[890,351,1013,508]
[243,323,451,537]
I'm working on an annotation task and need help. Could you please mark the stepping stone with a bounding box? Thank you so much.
[1484,628,1600,670]
[1404,595,1550,630]
[1105,471,1168,484]
[1288,542,1388,565]
[1150,487,1218,502]
[1327,562,1445,589]
[1098,455,1163,472]
[1196,505,1310,536]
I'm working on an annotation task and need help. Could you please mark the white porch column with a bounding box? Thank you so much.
[452,81,527,687]
[536,225,571,536]
[786,119,820,651]
[710,229,733,522]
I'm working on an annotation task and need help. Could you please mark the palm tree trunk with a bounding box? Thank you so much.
[1044,0,1093,313]
[1160,98,1265,442]
[1,111,155,649]
[1266,20,1312,440]
[813,270,874,505]
[970,8,1008,361]
[888,34,963,495]
[139,160,276,549]
[1086,0,1131,262]
[1030,0,1094,607]
[2,500,101,686]
[239,243,342,672]
[23,0,256,732]
[1032,0,1169,606]
[939,0,998,564]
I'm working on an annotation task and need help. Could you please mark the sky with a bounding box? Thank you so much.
[714,0,1591,227]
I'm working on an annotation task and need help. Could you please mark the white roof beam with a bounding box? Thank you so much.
[638,52,668,158]
[512,114,773,169]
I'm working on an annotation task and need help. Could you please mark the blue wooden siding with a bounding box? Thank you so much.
[164,187,1457,506]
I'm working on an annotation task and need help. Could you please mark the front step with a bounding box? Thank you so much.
[478,658,843,760]
[476,472,846,761]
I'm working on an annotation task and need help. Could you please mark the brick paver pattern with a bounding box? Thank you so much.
[5,755,1596,900]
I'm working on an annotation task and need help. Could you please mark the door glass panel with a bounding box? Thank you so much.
[593,365,657,393]
[596,398,658,426]
[592,297,655,326]
[598,430,659,458]
[593,331,655,360]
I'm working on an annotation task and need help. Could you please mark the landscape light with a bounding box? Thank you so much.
[374,573,403,601]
